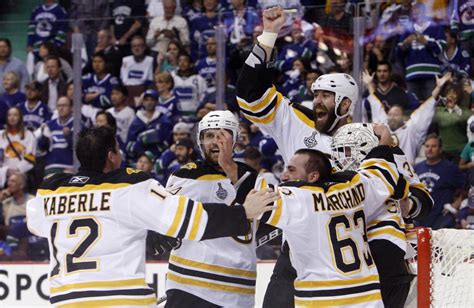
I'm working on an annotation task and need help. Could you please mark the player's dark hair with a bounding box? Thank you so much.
[76,126,118,172]
[295,148,332,180]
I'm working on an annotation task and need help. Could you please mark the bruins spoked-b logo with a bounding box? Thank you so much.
[216,182,228,200]
[304,131,318,148]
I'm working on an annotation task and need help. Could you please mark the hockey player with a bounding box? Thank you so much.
[26,126,279,307]
[261,124,409,307]
[164,110,263,307]
[237,7,433,308]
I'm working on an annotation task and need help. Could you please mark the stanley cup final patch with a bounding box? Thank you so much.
[304,131,318,148]
[216,182,228,200]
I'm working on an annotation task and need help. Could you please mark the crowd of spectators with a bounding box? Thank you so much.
[0,0,473,260]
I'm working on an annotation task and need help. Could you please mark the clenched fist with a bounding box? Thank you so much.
[262,6,286,33]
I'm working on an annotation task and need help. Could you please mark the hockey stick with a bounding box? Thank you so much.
[256,228,282,248]
[157,295,167,305]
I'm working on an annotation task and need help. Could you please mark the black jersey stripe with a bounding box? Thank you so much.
[168,263,256,286]
[294,283,380,298]
[367,220,404,232]
[177,200,194,238]
[362,165,396,188]
[50,288,154,304]
[239,94,278,118]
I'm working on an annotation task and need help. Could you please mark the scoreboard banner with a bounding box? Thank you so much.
[0,262,275,306]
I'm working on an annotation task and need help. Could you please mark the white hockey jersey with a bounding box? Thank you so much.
[236,45,332,164]
[120,55,154,86]
[26,168,250,307]
[366,94,437,164]
[171,71,207,115]
[165,161,262,307]
[263,148,409,307]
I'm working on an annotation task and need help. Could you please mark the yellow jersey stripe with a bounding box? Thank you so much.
[50,278,147,294]
[292,107,315,129]
[168,273,255,295]
[300,185,324,193]
[363,169,394,195]
[169,255,256,278]
[410,96,433,117]
[295,291,382,306]
[196,174,227,181]
[24,153,36,162]
[166,196,186,237]
[242,93,282,124]
[188,202,204,241]
[368,227,406,241]
[56,296,156,307]
[38,183,131,195]
[294,275,379,288]
[237,86,277,112]
[360,159,398,182]
[268,198,283,227]
[327,174,361,194]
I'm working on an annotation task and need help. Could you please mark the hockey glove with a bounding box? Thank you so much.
[149,232,182,256]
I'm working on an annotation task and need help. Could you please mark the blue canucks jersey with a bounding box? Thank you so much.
[40,117,75,170]
[158,95,181,124]
[195,57,217,92]
[82,73,119,109]
[27,4,68,55]
[190,15,218,59]
[19,100,52,131]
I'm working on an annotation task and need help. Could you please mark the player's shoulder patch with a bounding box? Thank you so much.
[173,161,225,180]
[39,173,75,191]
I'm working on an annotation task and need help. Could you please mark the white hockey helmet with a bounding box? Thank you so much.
[197,110,240,151]
[330,123,379,171]
[311,73,359,118]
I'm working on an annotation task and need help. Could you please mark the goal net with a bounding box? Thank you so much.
[417,228,474,308]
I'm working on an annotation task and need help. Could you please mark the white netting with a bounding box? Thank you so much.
[429,229,474,308]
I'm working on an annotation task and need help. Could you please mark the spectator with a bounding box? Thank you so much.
[189,0,219,59]
[0,107,37,188]
[82,52,119,118]
[396,3,444,101]
[450,0,474,59]
[136,151,155,174]
[280,57,310,101]
[171,53,207,121]
[106,85,135,151]
[415,134,465,229]
[467,91,474,143]
[0,72,27,128]
[196,74,238,119]
[125,89,172,161]
[155,72,180,123]
[110,0,146,55]
[146,0,190,56]
[0,38,29,94]
[440,27,471,81]
[195,36,217,93]
[320,0,353,38]
[36,96,75,176]
[171,121,192,142]
[155,137,196,185]
[120,35,154,107]
[1,172,32,229]
[222,0,260,46]
[275,21,316,73]
[182,0,203,23]
[363,71,452,164]
[243,146,279,187]
[458,187,474,229]
[87,29,122,77]
[70,0,111,57]
[95,110,117,132]
[293,68,321,106]
[434,82,471,162]
[18,81,52,131]
[27,0,68,59]
[458,140,474,186]
[362,61,412,121]
[40,56,68,112]
[156,40,184,74]
[33,41,73,83]
[147,0,183,19]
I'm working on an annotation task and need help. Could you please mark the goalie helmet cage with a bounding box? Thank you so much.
[417,227,474,308]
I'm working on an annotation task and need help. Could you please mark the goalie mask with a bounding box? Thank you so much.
[197,110,240,155]
[331,123,379,171]
[311,73,359,132]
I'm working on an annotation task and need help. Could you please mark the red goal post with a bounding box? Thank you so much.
[416,227,474,308]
